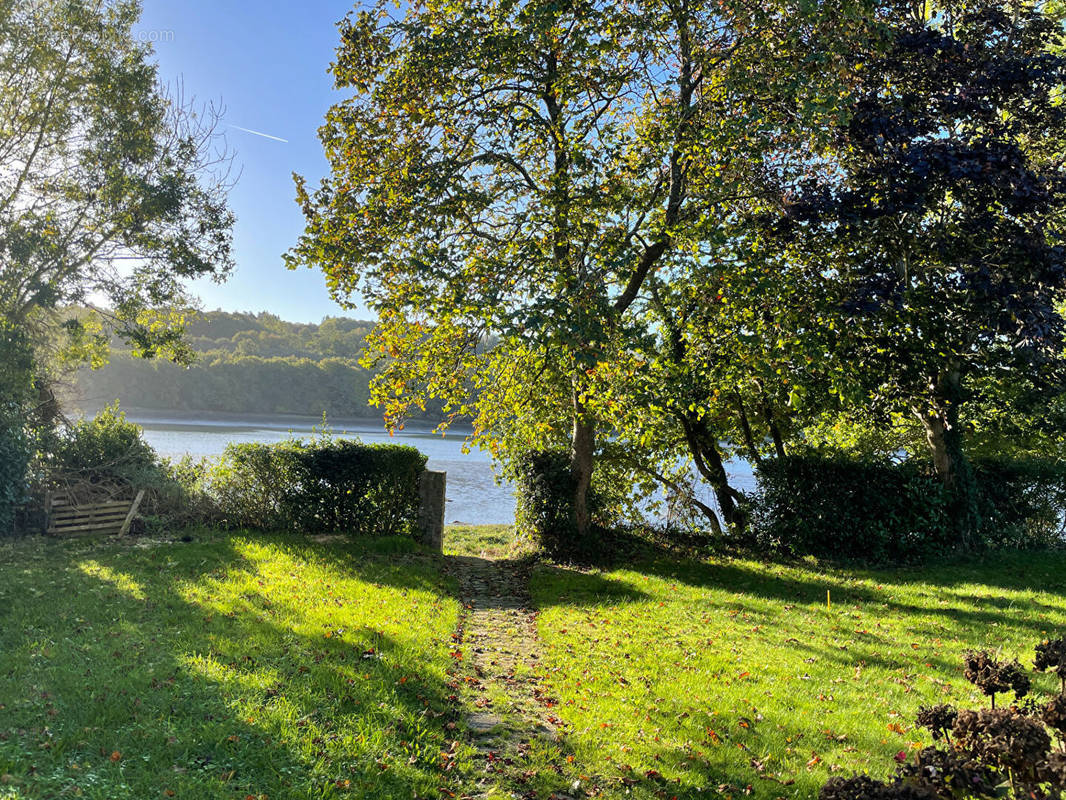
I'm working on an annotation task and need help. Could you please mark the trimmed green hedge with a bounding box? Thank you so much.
[972,457,1066,550]
[749,455,1066,563]
[512,449,610,560]
[749,455,955,563]
[211,439,428,537]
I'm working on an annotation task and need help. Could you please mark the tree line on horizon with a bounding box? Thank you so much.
[69,311,449,422]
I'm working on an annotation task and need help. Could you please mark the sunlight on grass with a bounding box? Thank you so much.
[531,551,1066,800]
[0,531,460,800]
[77,561,148,601]
[444,525,532,560]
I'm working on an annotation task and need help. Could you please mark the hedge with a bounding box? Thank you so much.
[512,449,614,560]
[210,438,428,537]
[748,455,957,563]
[748,454,1066,563]
[972,457,1066,550]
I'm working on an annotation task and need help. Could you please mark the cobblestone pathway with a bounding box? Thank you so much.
[444,555,564,798]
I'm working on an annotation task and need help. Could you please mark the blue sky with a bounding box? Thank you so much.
[138,0,364,323]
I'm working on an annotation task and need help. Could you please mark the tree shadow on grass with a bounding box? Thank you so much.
[524,546,1066,799]
[539,545,1066,642]
[0,531,461,799]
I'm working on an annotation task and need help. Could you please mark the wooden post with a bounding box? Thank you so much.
[418,470,446,552]
[118,489,146,536]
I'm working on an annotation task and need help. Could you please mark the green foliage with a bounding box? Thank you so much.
[0,0,233,357]
[750,455,1066,563]
[209,437,428,537]
[48,405,161,491]
[0,322,34,534]
[972,458,1066,551]
[749,455,956,563]
[69,310,454,421]
[288,0,868,538]
[41,407,229,532]
[511,450,611,560]
[766,0,1066,529]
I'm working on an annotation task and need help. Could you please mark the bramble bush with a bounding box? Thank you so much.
[208,436,428,537]
[42,405,210,532]
[47,404,161,492]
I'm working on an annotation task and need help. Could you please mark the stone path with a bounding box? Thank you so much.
[444,555,560,796]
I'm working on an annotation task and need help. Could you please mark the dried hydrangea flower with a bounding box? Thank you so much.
[915,705,958,741]
[820,776,939,800]
[1042,694,1066,735]
[894,746,1000,800]
[1034,638,1066,691]
[820,775,889,800]
[963,650,1031,707]
[953,707,1051,772]
[1045,751,1066,789]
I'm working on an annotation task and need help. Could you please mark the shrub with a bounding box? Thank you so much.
[511,449,609,560]
[43,406,213,534]
[208,437,428,537]
[49,404,162,492]
[821,639,1066,800]
[748,455,954,563]
[147,455,224,531]
[749,454,1066,563]
[972,457,1066,550]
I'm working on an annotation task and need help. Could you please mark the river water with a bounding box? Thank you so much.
[126,410,755,526]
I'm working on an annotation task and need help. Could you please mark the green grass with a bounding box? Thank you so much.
[0,530,461,799]
[443,524,533,560]
[530,550,1066,800]
[4,524,1065,800]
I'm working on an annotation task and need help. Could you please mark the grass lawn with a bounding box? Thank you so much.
[0,530,461,800]
[443,524,533,560]
[531,549,1066,800]
[4,524,1065,800]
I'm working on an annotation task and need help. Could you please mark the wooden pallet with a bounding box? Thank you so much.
[46,490,145,537]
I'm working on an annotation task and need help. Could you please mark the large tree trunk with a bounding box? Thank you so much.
[679,414,747,533]
[570,394,595,538]
[917,409,954,484]
[914,370,979,548]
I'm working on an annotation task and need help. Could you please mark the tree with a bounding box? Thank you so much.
[772,0,1066,542]
[289,0,866,539]
[0,322,34,533]
[0,0,235,365]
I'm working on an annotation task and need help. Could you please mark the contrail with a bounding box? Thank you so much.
[226,123,288,143]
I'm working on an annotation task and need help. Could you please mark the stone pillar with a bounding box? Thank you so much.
[418,470,446,552]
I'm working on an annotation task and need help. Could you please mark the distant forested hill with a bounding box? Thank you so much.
[70,311,441,419]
